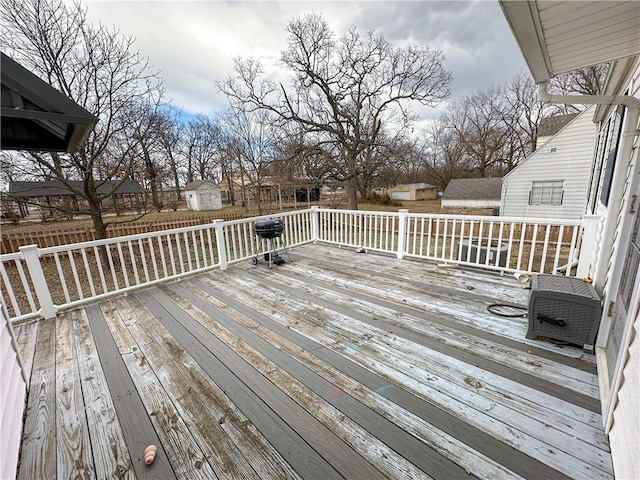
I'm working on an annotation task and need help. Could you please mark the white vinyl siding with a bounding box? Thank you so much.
[529,180,564,205]
[0,308,26,480]
[501,106,597,219]
[608,308,640,480]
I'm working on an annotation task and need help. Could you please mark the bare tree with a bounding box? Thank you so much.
[130,103,172,212]
[183,114,222,184]
[443,86,511,177]
[421,120,470,191]
[155,106,185,202]
[547,64,608,114]
[391,141,421,186]
[1,0,163,238]
[219,13,451,209]
[219,105,279,214]
[501,73,546,162]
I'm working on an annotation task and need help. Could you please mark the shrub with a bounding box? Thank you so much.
[366,192,402,207]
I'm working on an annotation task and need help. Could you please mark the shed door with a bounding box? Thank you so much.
[391,191,410,201]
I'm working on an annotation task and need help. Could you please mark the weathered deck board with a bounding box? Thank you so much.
[159,283,433,480]
[55,312,94,478]
[112,293,293,480]
[292,248,592,359]
[12,319,39,385]
[138,287,386,480]
[16,244,613,480]
[102,299,218,479]
[72,309,134,479]
[86,303,177,480]
[282,254,597,374]
[237,270,606,450]
[246,265,601,403]
[18,318,56,480]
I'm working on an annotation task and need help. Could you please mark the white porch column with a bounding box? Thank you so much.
[396,209,409,259]
[310,206,319,244]
[213,220,228,271]
[576,214,603,279]
[19,244,56,319]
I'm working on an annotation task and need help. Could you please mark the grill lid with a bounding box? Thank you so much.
[255,218,283,238]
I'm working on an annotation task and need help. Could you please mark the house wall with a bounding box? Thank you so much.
[387,187,438,201]
[441,199,500,209]
[608,308,639,480]
[501,107,597,219]
[415,188,438,201]
[590,57,640,480]
[0,307,26,480]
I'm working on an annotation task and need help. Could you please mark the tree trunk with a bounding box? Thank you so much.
[346,153,359,209]
[347,175,358,209]
[168,151,182,200]
[142,143,163,211]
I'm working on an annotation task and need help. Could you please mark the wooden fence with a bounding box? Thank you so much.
[0,212,254,254]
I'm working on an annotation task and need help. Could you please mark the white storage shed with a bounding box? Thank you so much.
[184,180,223,211]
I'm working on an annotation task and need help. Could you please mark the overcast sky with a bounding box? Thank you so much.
[80,0,528,123]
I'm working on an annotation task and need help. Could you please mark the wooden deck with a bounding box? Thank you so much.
[13,244,612,479]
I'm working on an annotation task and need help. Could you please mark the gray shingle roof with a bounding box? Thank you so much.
[8,180,143,197]
[400,183,436,190]
[184,180,218,190]
[442,177,503,201]
[538,113,579,138]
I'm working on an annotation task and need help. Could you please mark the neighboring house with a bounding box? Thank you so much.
[184,180,223,211]
[501,106,597,219]
[441,177,502,209]
[500,2,640,478]
[535,112,578,148]
[7,180,144,216]
[1,52,97,480]
[387,183,438,201]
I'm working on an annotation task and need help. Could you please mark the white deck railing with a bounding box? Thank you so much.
[0,207,599,323]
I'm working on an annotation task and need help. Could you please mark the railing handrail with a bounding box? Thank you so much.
[405,212,584,226]
[36,221,222,255]
[316,207,584,226]
[221,208,314,227]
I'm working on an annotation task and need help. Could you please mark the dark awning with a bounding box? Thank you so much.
[1,52,98,152]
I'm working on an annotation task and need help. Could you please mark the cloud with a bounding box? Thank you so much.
[80,0,527,119]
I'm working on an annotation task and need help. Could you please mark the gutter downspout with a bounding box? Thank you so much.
[538,82,640,423]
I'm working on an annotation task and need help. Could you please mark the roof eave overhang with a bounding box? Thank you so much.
[1,52,98,153]
[499,1,640,82]
[498,1,552,83]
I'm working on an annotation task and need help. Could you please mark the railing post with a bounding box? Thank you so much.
[19,244,56,319]
[577,214,602,279]
[310,206,319,244]
[396,209,409,259]
[213,220,228,271]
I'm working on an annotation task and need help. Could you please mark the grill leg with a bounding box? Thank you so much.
[269,239,274,269]
[278,237,292,263]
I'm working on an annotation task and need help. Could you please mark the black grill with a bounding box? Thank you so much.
[255,218,283,239]
[252,218,290,268]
